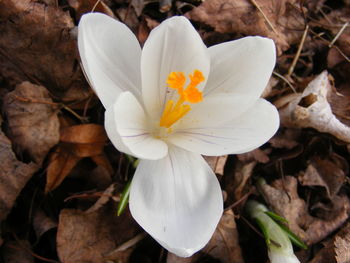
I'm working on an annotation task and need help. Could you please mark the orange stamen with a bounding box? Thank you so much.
[160,70,205,129]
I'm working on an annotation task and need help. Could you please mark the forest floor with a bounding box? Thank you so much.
[0,0,350,262]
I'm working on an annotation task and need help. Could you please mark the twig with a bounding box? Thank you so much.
[91,0,102,12]
[309,28,350,63]
[286,24,309,79]
[273,71,297,93]
[250,0,278,35]
[103,232,147,258]
[225,189,254,211]
[329,22,349,48]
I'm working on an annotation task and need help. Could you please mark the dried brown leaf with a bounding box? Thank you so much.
[2,240,34,263]
[60,124,108,157]
[3,82,60,164]
[298,153,347,199]
[334,223,350,263]
[57,207,139,263]
[202,209,244,263]
[45,146,82,193]
[226,161,256,205]
[33,208,58,239]
[0,0,84,92]
[259,176,350,245]
[0,117,38,222]
[237,148,270,163]
[187,0,305,54]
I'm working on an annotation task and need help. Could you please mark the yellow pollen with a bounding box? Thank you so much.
[160,70,205,129]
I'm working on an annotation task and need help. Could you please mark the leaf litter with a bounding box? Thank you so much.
[0,0,350,262]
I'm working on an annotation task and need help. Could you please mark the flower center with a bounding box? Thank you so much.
[159,70,205,129]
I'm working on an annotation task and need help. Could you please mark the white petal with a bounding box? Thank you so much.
[129,146,223,257]
[269,251,300,263]
[78,13,142,109]
[168,99,279,155]
[182,37,276,126]
[141,16,210,121]
[106,91,168,160]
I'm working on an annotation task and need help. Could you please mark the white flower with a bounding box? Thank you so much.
[78,13,279,257]
[246,201,300,263]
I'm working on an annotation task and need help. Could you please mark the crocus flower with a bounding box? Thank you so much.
[78,13,279,257]
[246,200,301,263]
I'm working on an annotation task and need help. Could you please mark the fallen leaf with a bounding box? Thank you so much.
[298,153,347,199]
[237,148,270,163]
[202,209,244,263]
[187,0,305,54]
[46,124,111,192]
[309,221,350,263]
[3,81,60,164]
[2,240,34,263]
[45,145,82,193]
[225,161,256,205]
[334,222,350,263]
[57,206,139,263]
[278,71,350,143]
[258,176,350,245]
[60,124,107,157]
[32,208,58,240]
[0,116,38,222]
[0,0,84,92]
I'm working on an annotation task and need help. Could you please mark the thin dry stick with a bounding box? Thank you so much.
[104,232,147,258]
[309,28,350,63]
[250,0,278,34]
[273,71,297,93]
[91,0,102,12]
[286,24,309,79]
[225,189,254,211]
[329,22,349,48]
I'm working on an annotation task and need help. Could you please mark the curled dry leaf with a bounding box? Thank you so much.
[45,146,82,193]
[46,124,111,192]
[298,153,347,199]
[187,0,305,54]
[278,71,350,143]
[0,0,84,92]
[3,81,60,164]
[258,176,350,245]
[32,208,58,240]
[57,207,139,263]
[0,116,38,222]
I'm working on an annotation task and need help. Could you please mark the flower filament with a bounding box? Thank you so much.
[159,70,205,128]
